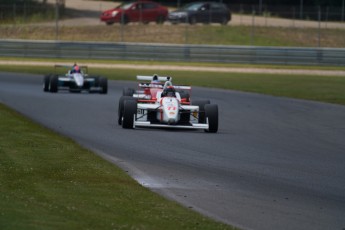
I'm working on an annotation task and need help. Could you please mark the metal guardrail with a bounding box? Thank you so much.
[0,39,345,66]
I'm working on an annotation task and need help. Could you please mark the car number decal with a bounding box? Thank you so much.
[167,106,177,111]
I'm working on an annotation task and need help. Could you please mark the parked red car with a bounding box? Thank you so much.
[100,1,168,25]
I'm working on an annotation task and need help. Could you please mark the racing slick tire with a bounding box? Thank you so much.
[43,74,51,92]
[192,100,210,123]
[99,77,108,94]
[204,104,218,133]
[118,96,136,125]
[49,75,59,93]
[122,100,137,129]
[123,87,135,96]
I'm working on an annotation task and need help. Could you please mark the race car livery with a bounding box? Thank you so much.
[118,75,218,132]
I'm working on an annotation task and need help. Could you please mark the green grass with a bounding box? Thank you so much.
[0,103,235,230]
[1,24,345,47]
[2,57,345,71]
[1,64,345,105]
[192,26,345,47]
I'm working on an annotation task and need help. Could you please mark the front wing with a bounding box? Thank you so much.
[134,121,209,130]
[133,104,209,130]
[57,77,100,91]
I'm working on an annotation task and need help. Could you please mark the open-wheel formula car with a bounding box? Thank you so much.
[43,65,108,94]
[118,75,218,133]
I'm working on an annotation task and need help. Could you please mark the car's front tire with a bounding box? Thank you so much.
[43,75,51,92]
[49,75,59,93]
[204,104,218,133]
[118,96,136,125]
[99,77,108,94]
[122,100,137,129]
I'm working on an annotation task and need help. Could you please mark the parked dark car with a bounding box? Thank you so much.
[100,1,168,25]
[168,2,231,25]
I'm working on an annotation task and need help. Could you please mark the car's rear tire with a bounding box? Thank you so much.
[49,75,59,93]
[43,74,51,92]
[118,96,136,125]
[189,16,197,25]
[192,100,210,123]
[99,77,108,94]
[204,104,218,133]
[122,100,137,129]
[123,87,135,96]
[220,16,229,25]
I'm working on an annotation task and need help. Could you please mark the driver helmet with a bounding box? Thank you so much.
[74,65,80,72]
[164,85,176,97]
[151,74,160,84]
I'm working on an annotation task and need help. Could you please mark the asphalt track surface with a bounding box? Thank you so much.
[1,72,345,230]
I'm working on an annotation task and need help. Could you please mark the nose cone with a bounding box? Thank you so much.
[161,97,179,124]
[74,73,84,87]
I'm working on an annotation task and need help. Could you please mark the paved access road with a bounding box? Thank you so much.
[1,72,345,230]
[42,0,345,29]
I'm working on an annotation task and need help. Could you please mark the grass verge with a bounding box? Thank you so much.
[1,24,345,47]
[0,103,235,230]
[1,64,345,105]
[2,57,345,71]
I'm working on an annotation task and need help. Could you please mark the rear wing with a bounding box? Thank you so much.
[137,75,172,82]
[138,83,191,90]
[54,65,88,69]
[137,75,191,90]
[54,64,88,74]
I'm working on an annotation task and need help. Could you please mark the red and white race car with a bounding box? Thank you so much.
[122,75,191,104]
[117,75,218,133]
